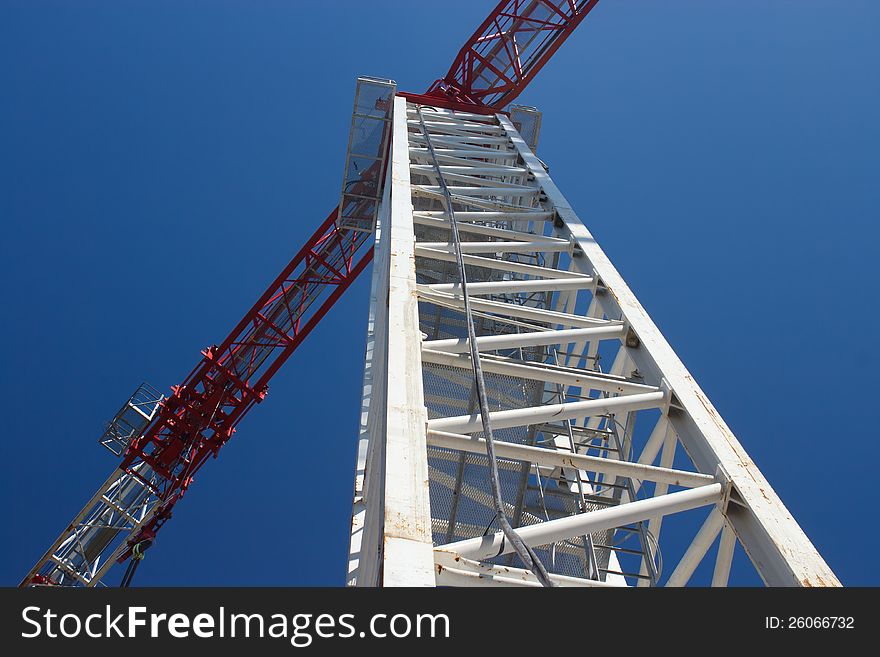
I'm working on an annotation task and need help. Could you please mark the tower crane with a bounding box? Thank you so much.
[22,0,599,588]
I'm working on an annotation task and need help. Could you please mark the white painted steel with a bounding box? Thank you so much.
[426,429,716,488]
[666,508,726,587]
[422,325,625,354]
[427,390,667,434]
[420,348,659,395]
[433,553,621,588]
[712,522,737,587]
[436,484,724,561]
[638,430,678,586]
[416,246,588,279]
[348,97,434,587]
[426,277,593,296]
[418,288,616,329]
[412,214,567,242]
[417,240,571,254]
[415,185,540,197]
[413,211,553,221]
[376,96,435,586]
[349,99,838,589]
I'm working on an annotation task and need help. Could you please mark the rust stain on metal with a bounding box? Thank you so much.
[690,376,725,429]
[803,575,828,587]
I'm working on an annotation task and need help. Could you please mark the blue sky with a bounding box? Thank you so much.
[1,1,877,586]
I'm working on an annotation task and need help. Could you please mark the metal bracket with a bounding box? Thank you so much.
[714,463,734,513]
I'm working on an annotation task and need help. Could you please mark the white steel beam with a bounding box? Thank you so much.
[666,508,726,587]
[416,247,586,279]
[434,553,619,588]
[411,169,532,189]
[422,325,625,354]
[412,213,567,242]
[420,348,658,395]
[409,147,520,160]
[414,185,539,197]
[417,240,570,254]
[712,522,737,587]
[427,389,667,434]
[409,133,511,146]
[418,288,616,329]
[638,430,678,586]
[405,107,496,122]
[426,429,716,488]
[411,165,526,175]
[377,96,434,586]
[413,210,552,222]
[425,277,593,296]
[436,484,724,561]
[407,121,505,135]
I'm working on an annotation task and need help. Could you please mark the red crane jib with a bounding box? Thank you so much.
[414,0,599,110]
[114,208,374,562]
[110,0,598,566]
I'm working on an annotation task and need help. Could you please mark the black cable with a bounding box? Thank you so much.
[119,539,152,588]
[119,558,139,588]
[415,106,554,587]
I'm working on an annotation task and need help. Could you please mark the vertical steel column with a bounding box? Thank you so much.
[346,165,393,586]
[349,97,435,586]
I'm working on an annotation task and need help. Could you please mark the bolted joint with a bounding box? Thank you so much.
[714,464,734,512]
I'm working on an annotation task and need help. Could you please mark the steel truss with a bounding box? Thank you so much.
[348,99,839,587]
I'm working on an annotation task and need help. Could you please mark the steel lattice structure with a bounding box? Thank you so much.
[22,1,839,588]
[415,0,600,110]
[347,99,839,587]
